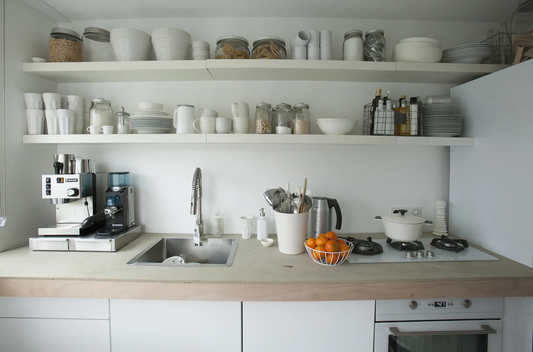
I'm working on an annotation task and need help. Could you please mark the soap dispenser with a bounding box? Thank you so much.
[257,208,268,240]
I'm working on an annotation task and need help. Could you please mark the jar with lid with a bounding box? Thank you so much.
[89,98,113,131]
[252,37,287,59]
[82,27,114,62]
[343,30,364,61]
[364,29,386,62]
[49,27,83,62]
[293,103,310,134]
[255,102,272,134]
[116,107,130,134]
[273,103,292,134]
[215,36,250,59]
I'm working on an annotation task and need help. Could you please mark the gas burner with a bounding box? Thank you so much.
[386,238,425,252]
[346,236,383,255]
[430,235,469,253]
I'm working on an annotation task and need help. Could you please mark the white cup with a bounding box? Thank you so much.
[232,116,250,134]
[173,105,195,134]
[320,46,332,60]
[117,124,130,134]
[295,31,310,46]
[44,109,59,134]
[193,116,216,133]
[24,93,44,110]
[216,117,232,134]
[100,125,114,134]
[294,46,307,60]
[197,107,218,118]
[67,95,84,108]
[231,102,249,118]
[42,93,62,110]
[308,46,320,60]
[240,216,254,240]
[57,109,76,135]
[320,30,332,47]
[87,125,100,134]
[275,211,309,254]
[276,126,292,134]
[61,95,68,109]
[26,109,45,134]
[308,30,320,47]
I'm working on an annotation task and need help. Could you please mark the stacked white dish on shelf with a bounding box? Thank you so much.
[393,37,443,63]
[422,103,463,137]
[129,102,172,134]
[433,200,448,236]
[441,43,493,63]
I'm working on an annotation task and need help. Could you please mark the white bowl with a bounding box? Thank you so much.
[316,118,358,135]
[399,37,442,47]
[110,28,152,61]
[152,38,192,60]
[394,46,443,63]
[260,238,274,247]
[138,102,164,111]
[151,28,192,43]
[393,42,440,56]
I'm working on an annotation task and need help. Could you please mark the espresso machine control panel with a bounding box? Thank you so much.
[42,174,94,199]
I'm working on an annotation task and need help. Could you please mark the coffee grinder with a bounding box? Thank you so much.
[97,172,136,236]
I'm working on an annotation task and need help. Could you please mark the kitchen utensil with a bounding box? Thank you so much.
[298,178,308,213]
[274,210,308,254]
[375,209,433,242]
[316,118,358,135]
[310,197,342,237]
[173,105,195,134]
[53,154,75,174]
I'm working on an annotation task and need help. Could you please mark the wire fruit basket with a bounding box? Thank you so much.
[304,240,354,266]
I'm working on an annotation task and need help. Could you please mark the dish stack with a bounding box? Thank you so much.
[129,102,172,134]
[421,103,462,137]
[393,37,443,63]
[441,43,493,64]
[433,200,448,236]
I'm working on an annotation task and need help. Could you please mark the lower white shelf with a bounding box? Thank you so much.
[22,134,474,146]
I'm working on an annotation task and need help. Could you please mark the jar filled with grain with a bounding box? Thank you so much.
[293,103,310,134]
[49,27,83,62]
[82,27,114,62]
[252,37,287,59]
[255,102,272,134]
[215,36,250,59]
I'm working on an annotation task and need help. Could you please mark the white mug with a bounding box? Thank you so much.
[44,109,59,134]
[26,109,45,134]
[87,125,100,134]
[100,125,114,134]
[24,93,44,110]
[173,105,195,134]
[231,102,249,118]
[232,116,250,134]
[197,107,218,118]
[42,93,62,110]
[216,117,232,134]
[57,109,76,135]
[193,116,216,133]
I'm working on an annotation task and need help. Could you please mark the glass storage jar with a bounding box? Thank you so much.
[293,103,310,134]
[82,27,114,62]
[364,29,386,62]
[343,30,364,61]
[255,102,272,134]
[252,37,287,59]
[274,103,292,134]
[116,107,130,134]
[49,27,83,62]
[215,36,250,59]
[89,98,113,130]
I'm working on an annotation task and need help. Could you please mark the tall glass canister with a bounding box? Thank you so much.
[255,102,272,134]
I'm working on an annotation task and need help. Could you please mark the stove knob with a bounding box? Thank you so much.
[416,251,425,258]
[406,251,415,259]
[426,250,435,258]
[409,301,418,310]
[463,299,472,308]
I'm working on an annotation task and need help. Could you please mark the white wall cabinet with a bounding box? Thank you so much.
[109,299,241,352]
[243,300,375,352]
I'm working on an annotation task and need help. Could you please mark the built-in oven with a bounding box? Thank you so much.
[374,297,503,352]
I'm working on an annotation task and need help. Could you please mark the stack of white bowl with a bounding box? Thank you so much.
[193,41,210,60]
[441,43,493,64]
[110,28,152,61]
[393,37,443,63]
[129,102,173,134]
[151,28,192,60]
[433,200,448,236]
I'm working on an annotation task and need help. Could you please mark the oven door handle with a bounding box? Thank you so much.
[389,325,497,336]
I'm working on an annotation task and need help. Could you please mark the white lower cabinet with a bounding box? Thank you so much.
[243,300,375,352]
[0,297,111,352]
[109,299,242,352]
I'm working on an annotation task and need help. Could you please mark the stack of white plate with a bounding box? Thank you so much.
[441,43,493,64]
[422,103,462,137]
[433,200,448,236]
[130,103,172,134]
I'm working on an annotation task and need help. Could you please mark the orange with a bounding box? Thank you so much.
[326,253,340,264]
[325,240,340,253]
[339,243,351,252]
[312,245,326,260]
[325,231,338,241]
[316,234,328,246]
[306,237,317,249]
[337,239,346,246]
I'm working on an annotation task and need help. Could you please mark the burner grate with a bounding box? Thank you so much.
[386,238,425,251]
[430,235,469,253]
[347,236,383,255]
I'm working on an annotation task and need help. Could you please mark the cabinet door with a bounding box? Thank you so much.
[243,300,375,352]
[110,299,241,352]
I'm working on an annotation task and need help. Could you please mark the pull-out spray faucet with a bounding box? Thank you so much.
[190,168,203,246]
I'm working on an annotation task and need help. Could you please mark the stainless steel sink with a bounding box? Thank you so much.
[127,237,239,267]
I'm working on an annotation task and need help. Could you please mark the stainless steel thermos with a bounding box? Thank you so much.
[309,197,342,238]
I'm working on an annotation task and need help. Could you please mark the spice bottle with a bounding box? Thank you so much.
[293,103,310,134]
[364,29,386,62]
[343,30,364,61]
[255,102,272,134]
[257,208,268,241]
[49,27,83,62]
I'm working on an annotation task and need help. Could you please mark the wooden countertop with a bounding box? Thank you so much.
[1,233,532,301]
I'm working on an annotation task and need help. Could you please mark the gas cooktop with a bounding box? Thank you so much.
[346,237,498,264]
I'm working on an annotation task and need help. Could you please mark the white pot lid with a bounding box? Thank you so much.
[380,212,426,225]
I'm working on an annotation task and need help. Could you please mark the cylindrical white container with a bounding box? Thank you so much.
[294,46,307,60]
[343,30,364,61]
[320,46,332,60]
[275,211,309,254]
[320,30,332,47]
[307,46,320,60]
[308,30,320,47]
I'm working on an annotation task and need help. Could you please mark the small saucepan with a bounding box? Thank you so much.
[375,210,433,242]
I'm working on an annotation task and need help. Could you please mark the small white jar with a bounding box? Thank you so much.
[343,30,364,61]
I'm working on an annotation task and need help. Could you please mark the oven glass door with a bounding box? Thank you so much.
[374,320,502,352]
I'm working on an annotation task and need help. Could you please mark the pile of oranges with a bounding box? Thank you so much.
[305,231,352,265]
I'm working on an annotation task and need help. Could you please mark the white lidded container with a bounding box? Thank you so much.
[375,210,433,242]
[82,27,114,62]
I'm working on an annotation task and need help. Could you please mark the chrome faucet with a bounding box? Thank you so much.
[190,167,203,246]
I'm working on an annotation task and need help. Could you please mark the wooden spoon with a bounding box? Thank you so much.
[299,178,308,213]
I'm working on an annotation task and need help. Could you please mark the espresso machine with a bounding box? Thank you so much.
[97,172,136,236]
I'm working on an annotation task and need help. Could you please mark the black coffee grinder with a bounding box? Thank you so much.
[97,172,135,236]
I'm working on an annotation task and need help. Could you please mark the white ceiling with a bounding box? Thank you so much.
[24,0,524,23]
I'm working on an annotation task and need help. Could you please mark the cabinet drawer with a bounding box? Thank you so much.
[0,297,109,319]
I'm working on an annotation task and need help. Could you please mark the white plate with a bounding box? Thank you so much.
[131,127,172,134]
[133,110,169,116]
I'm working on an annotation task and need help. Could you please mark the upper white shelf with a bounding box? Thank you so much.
[22,134,474,147]
[22,60,508,84]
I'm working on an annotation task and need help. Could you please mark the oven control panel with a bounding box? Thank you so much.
[409,299,471,310]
